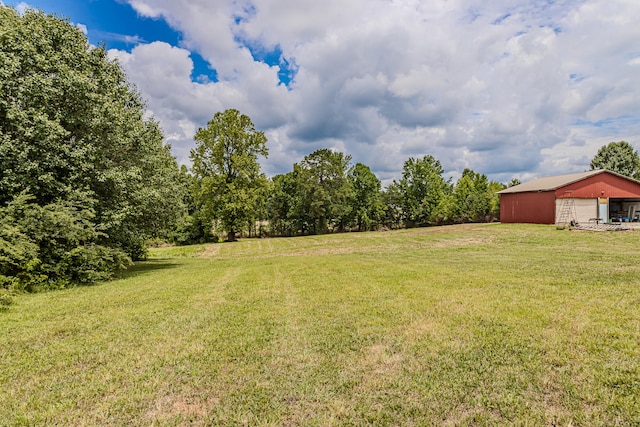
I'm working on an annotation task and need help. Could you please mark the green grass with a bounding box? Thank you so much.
[1,224,639,426]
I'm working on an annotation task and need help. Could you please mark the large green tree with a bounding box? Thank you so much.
[590,141,640,179]
[266,172,299,237]
[348,163,385,231]
[0,6,184,289]
[190,109,268,241]
[170,166,217,245]
[451,169,492,223]
[381,181,405,229]
[398,155,449,226]
[292,149,352,234]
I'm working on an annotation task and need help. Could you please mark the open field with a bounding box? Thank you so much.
[1,224,639,426]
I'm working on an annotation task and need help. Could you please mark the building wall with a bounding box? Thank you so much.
[500,172,640,224]
[555,173,640,199]
[500,191,556,224]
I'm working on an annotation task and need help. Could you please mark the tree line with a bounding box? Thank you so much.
[179,109,505,243]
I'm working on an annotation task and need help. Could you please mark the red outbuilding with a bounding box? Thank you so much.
[498,170,640,225]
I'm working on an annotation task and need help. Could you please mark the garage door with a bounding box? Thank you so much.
[555,198,598,224]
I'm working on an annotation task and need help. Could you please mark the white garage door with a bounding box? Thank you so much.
[555,198,598,224]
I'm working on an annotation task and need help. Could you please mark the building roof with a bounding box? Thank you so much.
[498,170,608,194]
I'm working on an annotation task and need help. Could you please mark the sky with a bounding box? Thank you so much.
[3,0,640,184]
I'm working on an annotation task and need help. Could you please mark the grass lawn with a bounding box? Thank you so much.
[1,224,639,426]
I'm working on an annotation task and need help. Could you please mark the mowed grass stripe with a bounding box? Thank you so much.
[1,224,639,426]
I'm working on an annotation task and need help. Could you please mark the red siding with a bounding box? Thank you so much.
[555,173,640,199]
[500,171,640,224]
[500,191,557,224]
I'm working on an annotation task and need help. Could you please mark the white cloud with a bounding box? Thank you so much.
[75,23,88,35]
[15,1,29,14]
[115,0,640,184]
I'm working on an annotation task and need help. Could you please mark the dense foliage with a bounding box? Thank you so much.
[169,166,217,246]
[190,109,268,242]
[260,151,503,237]
[396,155,449,227]
[348,163,385,231]
[0,6,184,290]
[590,141,640,179]
[187,132,504,239]
[293,149,353,234]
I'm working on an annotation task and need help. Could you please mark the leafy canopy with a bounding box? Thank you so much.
[398,155,449,226]
[293,149,353,234]
[0,6,184,289]
[190,109,268,241]
[590,141,640,179]
[348,163,385,231]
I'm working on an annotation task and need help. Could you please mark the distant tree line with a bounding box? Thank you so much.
[181,110,506,243]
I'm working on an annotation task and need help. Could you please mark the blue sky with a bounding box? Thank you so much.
[3,0,219,82]
[3,0,640,184]
[5,1,174,47]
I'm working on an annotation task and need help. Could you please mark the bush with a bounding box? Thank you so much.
[0,194,131,291]
[0,289,15,311]
[171,213,216,245]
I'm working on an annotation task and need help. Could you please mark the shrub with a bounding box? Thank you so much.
[0,194,131,291]
[0,289,14,311]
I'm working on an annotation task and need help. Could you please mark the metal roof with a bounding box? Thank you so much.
[498,170,607,194]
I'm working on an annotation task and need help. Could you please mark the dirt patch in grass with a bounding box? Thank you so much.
[402,316,447,343]
[199,244,220,258]
[145,393,215,425]
[361,343,403,376]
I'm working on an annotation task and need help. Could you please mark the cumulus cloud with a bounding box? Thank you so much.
[75,23,88,35]
[110,0,640,183]
[8,1,30,14]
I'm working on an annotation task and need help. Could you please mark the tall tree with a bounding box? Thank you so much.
[266,172,299,237]
[487,180,506,221]
[190,109,268,241]
[0,6,184,289]
[590,141,640,179]
[348,163,385,231]
[452,169,491,223]
[171,166,216,245]
[381,181,405,229]
[399,155,449,226]
[293,149,352,234]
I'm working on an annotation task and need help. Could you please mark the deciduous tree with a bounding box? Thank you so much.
[590,141,640,179]
[190,109,268,241]
[452,169,491,223]
[266,172,299,237]
[0,6,184,289]
[398,156,448,226]
[293,149,352,234]
[348,163,384,231]
[381,181,404,229]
